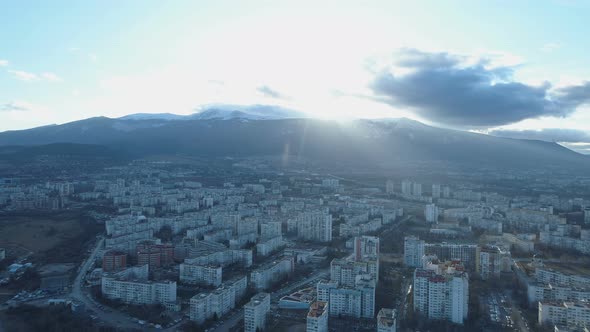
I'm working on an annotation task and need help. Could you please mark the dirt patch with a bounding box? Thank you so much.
[0,211,102,264]
[0,216,82,255]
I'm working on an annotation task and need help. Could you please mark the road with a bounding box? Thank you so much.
[69,236,145,331]
[397,279,411,320]
[0,236,146,331]
[71,237,103,300]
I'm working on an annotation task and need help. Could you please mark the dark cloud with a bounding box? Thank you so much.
[490,128,590,143]
[369,49,590,127]
[0,102,30,112]
[554,82,590,106]
[257,85,286,99]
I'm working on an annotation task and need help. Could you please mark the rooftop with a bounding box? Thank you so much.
[377,308,396,327]
[307,301,328,318]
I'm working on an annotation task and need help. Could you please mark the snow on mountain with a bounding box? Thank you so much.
[119,113,187,121]
[119,105,308,122]
[190,104,308,120]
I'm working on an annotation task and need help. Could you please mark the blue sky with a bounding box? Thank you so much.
[1,0,590,151]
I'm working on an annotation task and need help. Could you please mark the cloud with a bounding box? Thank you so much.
[541,43,561,52]
[8,70,39,81]
[257,85,287,99]
[0,59,8,66]
[8,70,62,82]
[490,128,590,142]
[369,48,590,127]
[0,101,34,112]
[41,72,62,82]
[490,128,590,155]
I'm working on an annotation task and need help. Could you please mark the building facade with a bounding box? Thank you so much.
[307,301,329,332]
[244,293,271,332]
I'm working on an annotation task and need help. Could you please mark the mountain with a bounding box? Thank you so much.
[119,104,308,122]
[190,104,307,120]
[0,115,587,171]
[0,143,126,162]
[119,113,187,121]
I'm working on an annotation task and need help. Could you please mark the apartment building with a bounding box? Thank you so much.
[244,293,271,332]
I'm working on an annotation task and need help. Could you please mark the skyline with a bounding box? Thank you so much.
[1,1,590,153]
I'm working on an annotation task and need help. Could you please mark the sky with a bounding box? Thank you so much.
[1,0,590,152]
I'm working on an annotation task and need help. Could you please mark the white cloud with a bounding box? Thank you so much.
[8,70,62,82]
[41,72,62,82]
[541,43,561,52]
[8,70,39,81]
[0,101,40,112]
[0,59,8,66]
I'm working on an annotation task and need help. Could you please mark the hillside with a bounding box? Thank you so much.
[0,116,587,171]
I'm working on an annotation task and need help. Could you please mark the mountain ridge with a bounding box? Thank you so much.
[0,115,586,171]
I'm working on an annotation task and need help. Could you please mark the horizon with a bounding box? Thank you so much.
[1,1,590,154]
[2,3,590,331]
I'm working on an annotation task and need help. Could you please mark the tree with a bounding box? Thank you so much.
[155,225,173,242]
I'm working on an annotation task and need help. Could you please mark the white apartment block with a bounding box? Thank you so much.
[105,229,154,255]
[478,245,511,280]
[244,293,271,332]
[260,222,282,239]
[322,179,339,188]
[413,262,469,324]
[317,280,338,302]
[539,301,590,329]
[443,186,451,198]
[354,236,379,261]
[329,287,362,318]
[179,264,222,286]
[188,276,247,324]
[101,267,176,306]
[424,242,480,270]
[535,268,590,288]
[404,236,425,268]
[356,274,376,319]
[189,285,235,324]
[504,208,566,231]
[412,183,422,197]
[385,180,395,194]
[331,258,375,287]
[431,184,441,199]
[401,180,412,196]
[424,204,439,223]
[321,274,375,319]
[256,236,284,257]
[340,218,382,238]
[307,301,329,332]
[377,308,397,332]
[250,256,294,291]
[185,248,253,268]
[295,210,332,242]
[528,283,590,305]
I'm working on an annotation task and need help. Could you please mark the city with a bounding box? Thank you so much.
[2,1,590,331]
[1,157,590,331]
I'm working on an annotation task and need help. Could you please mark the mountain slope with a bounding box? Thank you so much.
[0,117,587,170]
[119,104,308,122]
